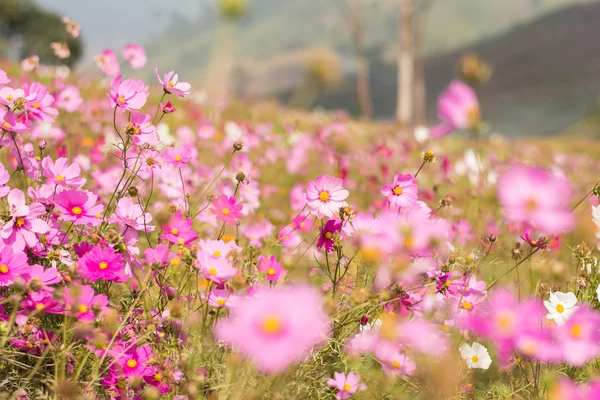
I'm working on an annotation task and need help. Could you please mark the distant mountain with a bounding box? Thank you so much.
[315,1,600,135]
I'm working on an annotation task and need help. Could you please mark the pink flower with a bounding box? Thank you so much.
[497,165,575,234]
[555,306,600,366]
[327,372,366,400]
[110,344,153,378]
[122,43,147,69]
[197,120,215,139]
[23,82,58,123]
[155,68,191,97]
[197,250,238,284]
[305,174,349,219]
[125,111,158,146]
[79,246,127,283]
[55,189,104,226]
[160,212,197,245]
[25,264,62,291]
[318,219,342,253]
[163,146,193,167]
[380,173,418,209]
[63,284,109,321]
[256,256,287,282]
[207,289,232,308]
[209,195,243,226]
[431,80,480,138]
[215,285,330,374]
[42,157,86,187]
[0,68,10,85]
[96,49,120,76]
[55,85,83,112]
[1,189,49,251]
[0,247,29,286]
[107,75,149,111]
[1,111,28,132]
[0,163,10,197]
[51,42,70,59]
[21,55,39,73]
[160,100,176,114]
[61,16,80,38]
[109,197,154,232]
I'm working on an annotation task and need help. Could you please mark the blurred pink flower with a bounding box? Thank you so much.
[0,247,29,286]
[122,43,147,69]
[214,285,330,374]
[498,165,575,234]
[96,49,120,76]
[381,173,418,209]
[431,80,480,138]
[160,212,197,245]
[63,284,108,321]
[327,372,366,400]
[155,68,191,97]
[256,255,287,282]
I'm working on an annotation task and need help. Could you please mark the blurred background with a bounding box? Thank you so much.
[3,0,600,137]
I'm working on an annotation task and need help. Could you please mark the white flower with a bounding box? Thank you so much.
[459,342,492,369]
[543,291,578,325]
[414,125,430,143]
[358,319,382,338]
[597,284,600,303]
[592,206,600,240]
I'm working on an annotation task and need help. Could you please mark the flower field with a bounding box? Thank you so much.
[1,29,600,400]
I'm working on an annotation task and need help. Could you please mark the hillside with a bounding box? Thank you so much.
[315,1,600,136]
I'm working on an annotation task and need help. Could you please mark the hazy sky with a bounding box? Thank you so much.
[36,0,204,61]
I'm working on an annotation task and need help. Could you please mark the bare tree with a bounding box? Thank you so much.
[396,0,414,125]
[334,0,373,119]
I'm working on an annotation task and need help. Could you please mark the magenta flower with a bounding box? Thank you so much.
[160,100,176,114]
[122,43,147,69]
[55,189,104,226]
[209,195,243,226]
[305,174,349,219]
[197,250,238,284]
[256,255,287,282]
[1,189,49,251]
[0,247,29,286]
[160,212,197,245]
[109,197,154,232]
[26,264,62,291]
[42,157,86,187]
[318,219,342,253]
[163,146,193,168]
[431,80,480,138]
[1,111,28,132]
[381,173,418,209]
[214,285,330,374]
[0,68,9,85]
[0,163,10,197]
[79,246,127,283]
[63,284,109,321]
[110,344,153,378]
[107,75,149,111]
[155,68,191,97]
[555,306,600,366]
[497,165,575,234]
[327,372,367,400]
[95,49,120,76]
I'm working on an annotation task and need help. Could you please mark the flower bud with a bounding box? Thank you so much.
[233,141,244,152]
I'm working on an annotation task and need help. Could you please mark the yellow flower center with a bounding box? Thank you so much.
[171,228,179,235]
[98,261,108,270]
[126,359,137,368]
[32,103,40,109]
[208,267,217,275]
[343,384,352,391]
[391,359,401,369]
[222,208,230,215]
[154,373,163,381]
[462,301,473,310]
[267,268,276,276]
[168,81,175,88]
[212,250,222,257]
[79,305,88,313]
[571,324,582,338]
[177,238,184,245]
[3,121,11,129]
[525,197,537,212]
[56,175,65,181]
[0,265,7,274]
[261,314,283,335]
[325,232,333,240]
[319,191,330,202]
[36,303,45,311]
[6,95,13,102]
[216,298,226,306]
[496,311,514,333]
[15,217,25,227]
[175,155,182,162]
[71,206,82,215]
[555,304,564,314]
[471,355,479,363]
[222,234,235,243]
[393,186,403,195]
[171,257,181,267]
[117,96,126,103]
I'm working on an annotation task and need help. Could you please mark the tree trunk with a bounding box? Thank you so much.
[396,0,414,126]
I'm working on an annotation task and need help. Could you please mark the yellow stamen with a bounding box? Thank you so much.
[462,301,473,310]
[261,314,282,335]
[393,186,403,195]
[471,355,479,363]
[36,303,45,311]
[126,359,137,368]
[571,324,582,338]
[267,268,276,276]
[0,265,8,274]
[555,304,564,314]
[171,228,179,235]
[343,384,352,391]
[98,261,108,270]
[71,206,82,215]
[15,217,25,227]
[56,175,65,181]
[216,298,226,306]
[212,250,222,257]
[208,267,217,275]
[391,359,401,369]
[222,208,230,215]
[117,96,126,103]
[78,304,88,313]
[319,191,330,202]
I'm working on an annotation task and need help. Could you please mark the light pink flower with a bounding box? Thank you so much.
[431,80,480,138]
[0,247,30,286]
[108,75,149,111]
[122,43,147,69]
[305,173,349,219]
[109,197,154,232]
[154,68,191,97]
[96,49,120,76]
[42,157,86,187]
[327,372,366,400]
[256,255,287,282]
[1,189,49,251]
[55,85,83,112]
[380,173,418,209]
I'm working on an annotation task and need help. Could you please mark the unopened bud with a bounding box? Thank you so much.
[236,172,246,183]
[127,186,139,197]
[360,315,369,326]
[422,150,435,163]
[38,140,47,150]
[233,142,243,152]
[440,196,453,208]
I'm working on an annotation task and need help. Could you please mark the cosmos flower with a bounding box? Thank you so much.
[122,43,147,69]
[96,49,120,76]
[431,80,480,138]
[459,342,492,369]
[109,197,154,232]
[1,189,49,251]
[256,255,287,282]
[209,195,243,226]
[107,75,149,111]
[305,174,349,219]
[63,284,109,321]
[42,157,86,187]
[55,189,104,226]
[160,212,197,245]
[380,173,418,209]
[155,68,191,97]
[544,291,578,325]
[327,372,367,400]
[79,246,127,282]
[214,285,330,374]
[0,247,30,287]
